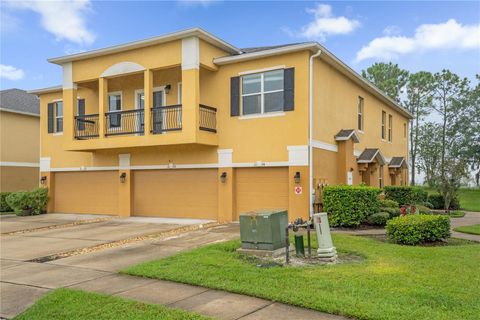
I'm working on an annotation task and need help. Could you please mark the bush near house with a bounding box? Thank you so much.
[378,199,399,208]
[5,188,48,216]
[428,194,460,210]
[386,215,450,245]
[367,212,390,226]
[0,192,13,212]
[381,207,401,219]
[323,185,381,227]
[384,186,428,205]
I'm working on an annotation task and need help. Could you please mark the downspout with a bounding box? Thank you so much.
[309,49,322,217]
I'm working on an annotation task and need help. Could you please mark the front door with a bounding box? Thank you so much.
[136,92,145,135]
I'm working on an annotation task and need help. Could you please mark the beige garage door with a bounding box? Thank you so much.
[133,169,218,219]
[235,167,289,220]
[54,171,118,215]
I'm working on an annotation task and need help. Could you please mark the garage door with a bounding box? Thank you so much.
[133,169,218,219]
[235,167,288,220]
[54,171,118,215]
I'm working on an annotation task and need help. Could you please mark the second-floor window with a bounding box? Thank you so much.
[108,92,122,128]
[388,114,393,142]
[241,69,284,115]
[358,96,364,131]
[381,111,386,140]
[55,101,63,133]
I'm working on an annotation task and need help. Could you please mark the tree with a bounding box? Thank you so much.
[361,62,409,102]
[417,122,443,187]
[433,157,468,213]
[404,71,435,185]
[432,70,471,179]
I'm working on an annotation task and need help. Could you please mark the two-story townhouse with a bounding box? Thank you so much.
[30,28,412,222]
[0,89,40,192]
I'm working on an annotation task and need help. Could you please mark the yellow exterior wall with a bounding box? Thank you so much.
[313,58,409,159]
[0,166,39,192]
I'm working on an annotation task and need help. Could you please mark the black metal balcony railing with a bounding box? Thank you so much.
[74,114,99,139]
[151,105,182,134]
[199,104,217,133]
[105,109,144,136]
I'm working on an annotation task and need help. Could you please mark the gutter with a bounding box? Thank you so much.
[309,49,322,217]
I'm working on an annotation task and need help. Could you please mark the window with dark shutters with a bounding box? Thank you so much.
[47,103,54,133]
[283,68,294,111]
[230,76,240,116]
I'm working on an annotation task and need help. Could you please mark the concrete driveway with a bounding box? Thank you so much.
[0,213,236,319]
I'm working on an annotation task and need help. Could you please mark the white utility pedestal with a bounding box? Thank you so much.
[313,212,337,261]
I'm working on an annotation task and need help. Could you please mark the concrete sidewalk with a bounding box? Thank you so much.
[1,219,345,320]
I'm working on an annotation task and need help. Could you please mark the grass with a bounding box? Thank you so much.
[448,210,466,218]
[454,224,480,236]
[420,187,480,212]
[0,211,15,215]
[14,289,209,320]
[124,234,480,320]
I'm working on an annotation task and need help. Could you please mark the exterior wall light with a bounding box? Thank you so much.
[40,176,47,185]
[294,171,301,184]
[165,84,171,94]
[220,172,227,183]
[120,172,127,183]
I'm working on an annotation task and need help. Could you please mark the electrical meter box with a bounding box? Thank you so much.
[240,210,288,251]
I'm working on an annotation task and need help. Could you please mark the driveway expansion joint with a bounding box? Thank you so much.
[2,217,113,236]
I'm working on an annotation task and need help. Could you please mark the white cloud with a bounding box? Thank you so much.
[383,25,401,36]
[0,64,25,81]
[5,0,95,46]
[356,19,480,62]
[287,3,360,41]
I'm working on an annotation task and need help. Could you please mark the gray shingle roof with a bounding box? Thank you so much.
[357,148,386,165]
[334,129,360,143]
[0,88,40,115]
[389,156,407,168]
[239,42,308,54]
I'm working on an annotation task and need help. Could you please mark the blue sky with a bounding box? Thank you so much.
[1,0,479,90]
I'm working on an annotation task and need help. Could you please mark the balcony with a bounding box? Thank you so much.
[74,104,217,144]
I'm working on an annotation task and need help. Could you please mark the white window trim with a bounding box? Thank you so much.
[107,91,123,130]
[238,111,285,120]
[52,100,63,134]
[381,111,386,140]
[357,97,364,132]
[238,65,286,76]
[241,70,284,116]
[388,114,393,142]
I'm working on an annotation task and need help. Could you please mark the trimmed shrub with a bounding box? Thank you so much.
[323,185,381,227]
[367,212,390,226]
[428,194,460,210]
[417,205,432,215]
[382,207,401,219]
[386,215,450,245]
[5,188,48,216]
[0,192,12,212]
[384,186,428,205]
[421,201,434,209]
[378,199,399,208]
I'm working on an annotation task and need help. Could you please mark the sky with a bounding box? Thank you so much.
[0,0,479,90]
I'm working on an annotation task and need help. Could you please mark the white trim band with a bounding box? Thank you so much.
[0,162,40,168]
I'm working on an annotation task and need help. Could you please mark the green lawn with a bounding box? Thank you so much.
[421,187,480,212]
[14,289,209,320]
[124,234,480,320]
[0,211,15,215]
[454,224,480,235]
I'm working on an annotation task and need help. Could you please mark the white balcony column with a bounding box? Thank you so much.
[144,69,153,135]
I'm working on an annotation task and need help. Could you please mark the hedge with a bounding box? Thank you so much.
[384,186,428,205]
[378,199,399,208]
[5,188,48,216]
[0,192,12,212]
[367,212,390,226]
[428,194,460,210]
[323,185,381,227]
[386,215,450,245]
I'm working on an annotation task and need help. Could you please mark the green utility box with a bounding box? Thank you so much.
[240,210,288,250]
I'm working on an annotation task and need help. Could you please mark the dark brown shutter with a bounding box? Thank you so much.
[283,68,295,111]
[230,76,240,116]
[77,99,85,131]
[47,103,54,133]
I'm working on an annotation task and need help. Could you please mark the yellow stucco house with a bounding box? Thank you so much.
[0,89,40,192]
[30,28,412,221]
